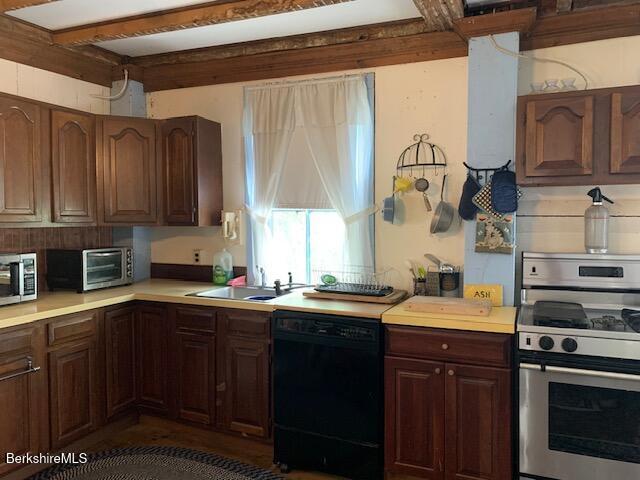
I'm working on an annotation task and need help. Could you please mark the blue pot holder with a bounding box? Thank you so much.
[491,169,519,214]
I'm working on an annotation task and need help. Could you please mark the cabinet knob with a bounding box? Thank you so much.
[441,343,449,350]
[435,368,441,374]
[448,369,455,376]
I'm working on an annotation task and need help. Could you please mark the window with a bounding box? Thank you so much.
[267,209,345,284]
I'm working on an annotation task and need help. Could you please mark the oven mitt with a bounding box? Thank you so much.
[458,174,481,221]
[491,169,519,213]
[472,181,505,220]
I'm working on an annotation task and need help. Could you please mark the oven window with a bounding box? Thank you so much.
[85,252,122,286]
[549,382,640,464]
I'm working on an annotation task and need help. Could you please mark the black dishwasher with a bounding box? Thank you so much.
[272,310,383,480]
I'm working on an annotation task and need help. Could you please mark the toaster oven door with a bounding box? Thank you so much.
[83,249,125,291]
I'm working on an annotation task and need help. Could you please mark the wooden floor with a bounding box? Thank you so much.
[88,416,344,480]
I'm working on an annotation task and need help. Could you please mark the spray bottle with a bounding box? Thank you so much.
[585,187,614,254]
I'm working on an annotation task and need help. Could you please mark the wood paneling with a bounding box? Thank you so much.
[98,116,160,225]
[48,340,98,448]
[104,306,137,420]
[51,110,96,224]
[150,263,246,282]
[453,7,536,39]
[444,364,511,480]
[385,357,445,479]
[524,95,594,178]
[0,95,43,223]
[610,89,640,175]
[52,0,353,46]
[137,304,170,415]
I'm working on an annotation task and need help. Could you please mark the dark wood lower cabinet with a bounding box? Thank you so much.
[48,340,98,449]
[105,306,137,420]
[385,326,512,480]
[221,336,270,438]
[444,364,511,480]
[385,357,445,479]
[0,325,47,476]
[137,304,170,415]
[175,332,216,425]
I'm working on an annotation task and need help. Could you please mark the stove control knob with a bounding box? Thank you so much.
[562,338,578,353]
[539,336,555,351]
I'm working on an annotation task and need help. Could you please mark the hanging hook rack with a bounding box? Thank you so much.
[463,160,511,185]
[396,133,447,176]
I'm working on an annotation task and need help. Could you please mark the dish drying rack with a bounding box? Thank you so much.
[313,267,393,297]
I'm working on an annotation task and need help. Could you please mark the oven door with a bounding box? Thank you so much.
[520,360,640,480]
[82,249,126,291]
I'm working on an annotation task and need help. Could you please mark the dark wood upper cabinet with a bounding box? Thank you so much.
[98,116,160,225]
[517,84,640,186]
[385,357,445,479]
[137,304,170,415]
[162,116,223,226]
[444,364,511,480]
[523,94,594,179]
[104,305,137,420]
[51,110,96,224]
[0,95,45,223]
[610,89,640,176]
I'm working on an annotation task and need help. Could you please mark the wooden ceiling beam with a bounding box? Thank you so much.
[0,0,58,12]
[52,0,354,47]
[0,14,122,86]
[453,7,537,40]
[412,0,464,31]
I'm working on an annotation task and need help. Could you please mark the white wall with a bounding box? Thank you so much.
[147,34,640,291]
[0,58,110,114]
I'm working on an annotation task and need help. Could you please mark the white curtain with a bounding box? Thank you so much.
[244,74,375,282]
[296,76,375,269]
[243,86,296,283]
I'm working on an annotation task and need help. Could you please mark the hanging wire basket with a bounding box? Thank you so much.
[396,133,448,177]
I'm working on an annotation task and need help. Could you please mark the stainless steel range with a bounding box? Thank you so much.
[518,252,640,480]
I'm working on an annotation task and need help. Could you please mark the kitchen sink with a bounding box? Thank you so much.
[188,286,291,302]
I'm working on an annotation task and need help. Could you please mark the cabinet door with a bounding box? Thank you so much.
[523,95,594,178]
[105,306,137,419]
[175,332,215,425]
[0,96,43,222]
[385,357,445,479]
[137,304,169,415]
[99,117,159,224]
[49,340,97,448]
[444,364,511,480]
[162,117,196,225]
[221,336,270,438]
[0,357,42,475]
[610,90,640,176]
[51,110,96,224]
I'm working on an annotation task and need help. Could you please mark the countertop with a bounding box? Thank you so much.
[382,302,517,334]
[0,280,395,330]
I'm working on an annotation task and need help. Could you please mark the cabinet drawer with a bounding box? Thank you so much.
[175,306,216,335]
[48,311,98,346]
[385,325,512,368]
[0,327,34,359]
[220,309,270,338]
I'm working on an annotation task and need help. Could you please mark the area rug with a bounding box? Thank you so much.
[30,446,284,480]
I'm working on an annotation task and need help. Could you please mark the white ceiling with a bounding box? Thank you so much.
[8,0,422,56]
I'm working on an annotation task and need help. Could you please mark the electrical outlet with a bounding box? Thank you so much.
[193,249,202,264]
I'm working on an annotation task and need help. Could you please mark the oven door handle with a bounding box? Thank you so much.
[521,362,640,382]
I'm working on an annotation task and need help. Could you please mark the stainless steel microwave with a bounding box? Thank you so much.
[46,248,133,293]
[0,253,37,306]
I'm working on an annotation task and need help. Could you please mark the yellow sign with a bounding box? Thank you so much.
[464,284,503,306]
